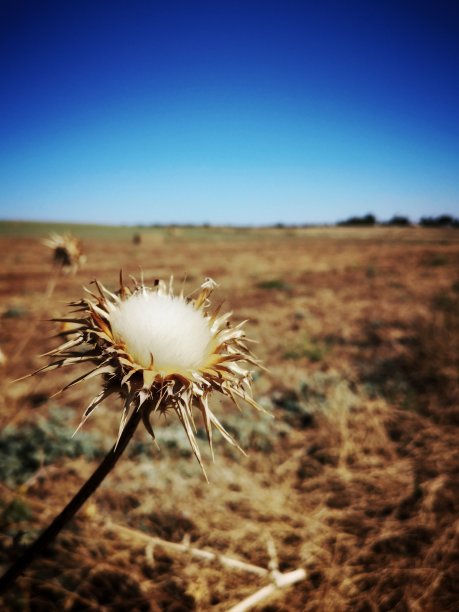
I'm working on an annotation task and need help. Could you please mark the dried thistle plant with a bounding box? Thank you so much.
[42,232,86,274]
[7,234,85,367]
[41,274,262,474]
[0,275,262,591]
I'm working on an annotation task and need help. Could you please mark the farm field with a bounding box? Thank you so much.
[0,222,458,611]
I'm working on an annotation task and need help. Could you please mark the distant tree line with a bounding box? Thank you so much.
[418,214,459,228]
[336,213,459,228]
[134,215,459,229]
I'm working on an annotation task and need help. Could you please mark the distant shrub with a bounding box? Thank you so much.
[423,254,449,267]
[283,336,330,362]
[338,213,376,226]
[256,279,291,291]
[386,215,411,226]
[366,265,377,279]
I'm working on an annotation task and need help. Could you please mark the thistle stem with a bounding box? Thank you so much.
[0,408,142,594]
[11,266,61,363]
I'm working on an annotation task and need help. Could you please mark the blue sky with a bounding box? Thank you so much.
[1,0,458,225]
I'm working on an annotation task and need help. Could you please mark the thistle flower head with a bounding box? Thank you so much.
[42,233,86,274]
[40,275,262,476]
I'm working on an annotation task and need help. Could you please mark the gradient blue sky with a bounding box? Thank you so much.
[1,0,458,225]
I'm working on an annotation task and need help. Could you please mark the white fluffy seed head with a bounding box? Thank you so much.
[110,291,213,373]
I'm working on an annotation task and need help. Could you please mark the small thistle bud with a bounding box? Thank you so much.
[42,233,86,274]
[39,275,262,476]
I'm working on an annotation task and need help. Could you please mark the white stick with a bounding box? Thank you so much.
[109,521,269,577]
[227,568,307,612]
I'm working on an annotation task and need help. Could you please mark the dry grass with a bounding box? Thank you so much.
[0,224,458,610]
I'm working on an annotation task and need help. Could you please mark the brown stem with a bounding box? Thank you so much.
[0,407,142,594]
[11,266,62,364]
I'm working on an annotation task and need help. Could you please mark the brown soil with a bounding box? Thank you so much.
[0,225,458,611]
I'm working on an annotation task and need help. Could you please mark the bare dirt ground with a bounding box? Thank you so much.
[0,224,458,611]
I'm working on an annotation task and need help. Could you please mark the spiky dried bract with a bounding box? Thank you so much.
[43,233,86,274]
[40,275,262,476]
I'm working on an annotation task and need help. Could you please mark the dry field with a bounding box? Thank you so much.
[0,223,458,611]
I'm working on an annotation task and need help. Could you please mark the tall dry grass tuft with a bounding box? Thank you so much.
[410,288,459,421]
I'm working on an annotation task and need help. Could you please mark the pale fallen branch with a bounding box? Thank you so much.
[227,568,307,612]
[108,521,307,611]
[108,521,269,577]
